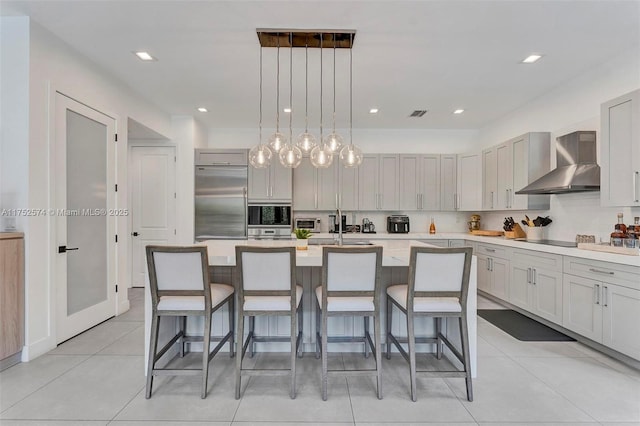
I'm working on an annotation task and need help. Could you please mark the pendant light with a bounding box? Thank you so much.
[324,33,343,154]
[267,33,287,153]
[279,33,302,168]
[295,40,317,154]
[340,33,363,168]
[310,33,334,169]
[249,42,272,168]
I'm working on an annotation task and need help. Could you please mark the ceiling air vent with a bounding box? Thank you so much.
[409,110,427,117]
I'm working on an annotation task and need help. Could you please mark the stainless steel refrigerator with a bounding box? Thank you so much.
[194,150,248,240]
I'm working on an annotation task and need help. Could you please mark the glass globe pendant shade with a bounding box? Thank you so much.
[295,131,317,154]
[324,132,343,153]
[278,143,303,168]
[268,132,287,153]
[310,144,334,168]
[248,144,272,168]
[339,144,363,168]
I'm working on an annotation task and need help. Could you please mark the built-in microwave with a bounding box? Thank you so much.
[294,217,321,233]
[247,204,292,228]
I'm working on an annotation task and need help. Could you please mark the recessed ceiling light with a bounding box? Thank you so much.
[197,107,208,113]
[369,108,379,114]
[453,109,465,114]
[283,108,292,113]
[522,54,542,64]
[134,51,157,61]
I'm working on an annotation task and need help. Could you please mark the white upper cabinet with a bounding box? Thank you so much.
[399,154,440,211]
[249,160,293,202]
[358,154,399,211]
[293,160,339,211]
[457,151,482,211]
[440,154,457,211]
[600,89,640,207]
[482,132,551,211]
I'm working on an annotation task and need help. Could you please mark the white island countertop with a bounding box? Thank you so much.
[300,232,640,267]
[202,239,439,267]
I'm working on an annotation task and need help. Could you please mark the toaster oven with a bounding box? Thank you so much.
[294,217,321,233]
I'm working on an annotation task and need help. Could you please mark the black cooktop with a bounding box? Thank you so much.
[514,239,577,248]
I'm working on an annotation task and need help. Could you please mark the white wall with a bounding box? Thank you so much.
[21,20,172,360]
[476,47,640,242]
[0,17,30,233]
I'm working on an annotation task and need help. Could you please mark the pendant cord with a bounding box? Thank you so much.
[332,33,337,133]
[289,32,293,143]
[275,33,280,132]
[304,42,309,132]
[319,33,323,142]
[349,32,353,147]
[259,41,263,146]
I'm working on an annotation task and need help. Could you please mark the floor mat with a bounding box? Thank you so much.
[478,309,575,341]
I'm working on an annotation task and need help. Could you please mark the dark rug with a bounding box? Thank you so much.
[478,309,576,342]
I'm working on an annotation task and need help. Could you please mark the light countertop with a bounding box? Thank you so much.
[303,232,640,267]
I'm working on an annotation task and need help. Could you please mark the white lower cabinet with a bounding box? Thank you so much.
[509,249,563,324]
[476,243,510,300]
[562,256,640,360]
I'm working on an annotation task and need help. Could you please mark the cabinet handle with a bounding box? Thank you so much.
[634,171,639,202]
[315,192,318,209]
[485,248,496,253]
[380,194,383,209]
[589,268,614,275]
[527,267,531,284]
[505,189,510,208]
[490,191,494,209]
[335,193,338,209]
[603,286,608,307]
[487,258,491,271]
[420,193,424,209]
[594,284,600,305]
[532,268,536,285]
[453,193,457,210]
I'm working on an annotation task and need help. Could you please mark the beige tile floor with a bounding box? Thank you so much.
[1,288,639,425]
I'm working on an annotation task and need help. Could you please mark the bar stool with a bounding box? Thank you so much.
[315,246,383,400]
[145,245,235,399]
[386,246,473,402]
[234,246,303,399]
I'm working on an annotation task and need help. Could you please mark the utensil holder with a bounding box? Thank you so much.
[526,226,545,241]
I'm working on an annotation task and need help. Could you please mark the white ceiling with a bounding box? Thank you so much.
[3,0,640,132]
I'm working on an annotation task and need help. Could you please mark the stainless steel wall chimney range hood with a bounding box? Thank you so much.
[516,131,600,195]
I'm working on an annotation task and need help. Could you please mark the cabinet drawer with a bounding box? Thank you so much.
[512,248,562,272]
[476,243,509,259]
[564,256,640,290]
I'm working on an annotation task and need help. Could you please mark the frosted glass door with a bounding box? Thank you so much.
[56,93,116,343]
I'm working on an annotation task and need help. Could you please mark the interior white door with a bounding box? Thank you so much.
[55,93,117,343]
[129,146,176,288]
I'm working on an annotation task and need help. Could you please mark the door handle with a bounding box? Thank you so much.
[58,245,79,253]
[131,232,140,237]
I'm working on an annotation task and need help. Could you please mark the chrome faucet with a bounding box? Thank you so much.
[334,207,343,246]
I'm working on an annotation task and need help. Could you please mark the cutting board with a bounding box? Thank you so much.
[577,243,639,256]
[470,230,504,237]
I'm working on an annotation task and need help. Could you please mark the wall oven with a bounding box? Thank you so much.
[247,204,292,239]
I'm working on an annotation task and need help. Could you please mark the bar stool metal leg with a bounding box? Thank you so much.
[364,316,370,358]
[201,311,212,398]
[374,310,383,399]
[407,312,417,402]
[460,316,473,401]
[146,314,160,399]
[235,313,244,400]
[229,297,235,358]
[386,296,393,360]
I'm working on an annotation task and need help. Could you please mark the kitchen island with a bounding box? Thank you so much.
[144,239,478,377]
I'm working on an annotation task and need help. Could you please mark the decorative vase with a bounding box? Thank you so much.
[296,238,308,250]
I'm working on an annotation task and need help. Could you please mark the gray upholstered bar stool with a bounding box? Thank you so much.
[145,245,235,399]
[315,246,383,401]
[234,246,303,399]
[386,246,473,402]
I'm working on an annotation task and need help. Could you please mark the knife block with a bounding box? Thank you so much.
[504,223,526,239]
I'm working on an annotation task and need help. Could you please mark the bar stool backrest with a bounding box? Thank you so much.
[146,246,211,309]
[236,247,295,291]
[409,246,473,306]
[325,248,381,292]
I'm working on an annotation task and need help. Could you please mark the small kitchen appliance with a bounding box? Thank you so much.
[362,218,376,233]
[387,215,410,233]
[294,217,321,233]
[468,214,481,232]
[328,214,347,233]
